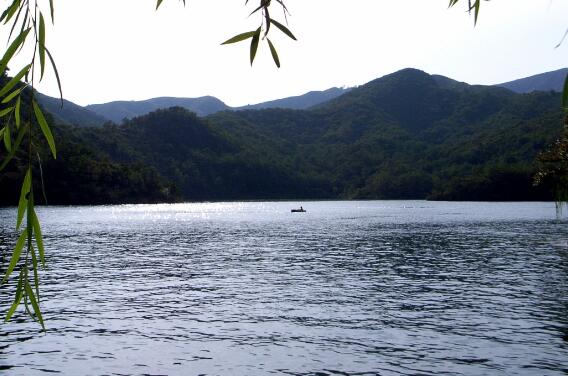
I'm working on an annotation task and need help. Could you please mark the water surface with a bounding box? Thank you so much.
[0,201,567,375]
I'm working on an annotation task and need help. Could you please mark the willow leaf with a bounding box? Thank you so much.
[49,0,54,23]
[33,101,56,159]
[31,208,45,267]
[16,168,30,229]
[3,124,11,152]
[267,38,280,68]
[221,31,256,45]
[39,12,46,79]
[24,281,45,330]
[0,106,13,117]
[45,48,63,104]
[0,64,30,98]
[270,19,296,40]
[14,96,20,128]
[2,229,26,284]
[250,27,261,65]
[1,0,20,25]
[0,28,30,75]
[0,123,25,172]
[5,271,24,321]
[1,87,22,103]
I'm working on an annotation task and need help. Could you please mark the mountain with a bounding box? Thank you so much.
[84,88,351,123]
[3,68,561,204]
[85,96,230,123]
[236,87,350,111]
[36,92,110,127]
[497,68,568,93]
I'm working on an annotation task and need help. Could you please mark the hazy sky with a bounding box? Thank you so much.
[5,0,568,106]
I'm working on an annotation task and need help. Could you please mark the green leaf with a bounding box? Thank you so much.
[473,0,480,25]
[2,229,26,284]
[45,47,63,105]
[14,96,20,128]
[5,271,24,321]
[16,168,31,229]
[250,27,261,66]
[17,168,30,226]
[1,0,21,25]
[0,28,30,76]
[270,19,297,40]
[24,281,45,330]
[1,87,22,103]
[39,12,46,79]
[0,106,13,117]
[49,0,54,23]
[0,64,30,98]
[221,31,257,45]
[0,122,26,172]
[156,0,164,10]
[3,124,11,152]
[33,100,56,159]
[267,38,280,68]
[31,208,46,267]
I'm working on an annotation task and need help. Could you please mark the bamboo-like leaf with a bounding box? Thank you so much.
[45,48,63,105]
[14,96,20,128]
[0,106,13,117]
[16,168,30,229]
[39,12,46,79]
[270,19,296,40]
[30,238,39,301]
[3,124,11,152]
[2,229,26,284]
[250,27,261,65]
[0,28,30,76]
[49,0,54,23]
[0,122,25,172]
[473,0,480,25]
[1,0,20,25]
[0,64,30,98]
[156,0,164,10]
[221,31,257,45]
[33,100,56,159]
[1,87,22,103]
[7,0,24,43]
[31,208,45,267]
[267,38,280,68]
[563,74,568,110]
[5,271,24,321]
[24,281,45,330]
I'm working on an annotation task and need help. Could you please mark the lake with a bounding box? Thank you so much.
[0,201,567,375]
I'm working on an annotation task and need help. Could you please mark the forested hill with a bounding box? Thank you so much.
[1,68,561,205]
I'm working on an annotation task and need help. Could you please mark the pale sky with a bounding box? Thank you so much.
[4,0,568,107]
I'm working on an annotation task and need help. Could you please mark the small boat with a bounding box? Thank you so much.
[291,206,306,213]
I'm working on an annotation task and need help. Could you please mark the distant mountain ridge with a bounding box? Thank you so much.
[497,68,568,93]
[36,67,567,128]
[36,92,109,127]
[237,87,350,111]
[85,96,230,124]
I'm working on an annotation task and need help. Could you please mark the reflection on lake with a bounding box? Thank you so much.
[0,201,567,375]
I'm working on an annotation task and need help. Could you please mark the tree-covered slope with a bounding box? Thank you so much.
[5,68,561,204]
